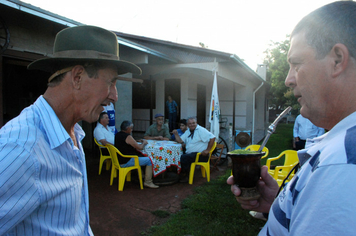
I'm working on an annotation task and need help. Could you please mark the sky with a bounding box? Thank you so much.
[23,0,335,70]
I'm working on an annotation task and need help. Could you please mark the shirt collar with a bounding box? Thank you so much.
[35,96,85,149]
[97,122,108,130]
[154,123,164,129]
[305,111,356,159]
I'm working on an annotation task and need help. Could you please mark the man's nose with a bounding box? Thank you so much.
[285,68,296,88]
[109,83,118,102]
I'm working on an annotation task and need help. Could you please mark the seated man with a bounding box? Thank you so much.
[174,117,215,182]
[143,113,170,140]
[171,119,187,141]
[115,120,159,189]
[94,112,114,146]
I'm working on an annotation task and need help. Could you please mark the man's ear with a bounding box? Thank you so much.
[330,43,349,78]
[71,65,85,89]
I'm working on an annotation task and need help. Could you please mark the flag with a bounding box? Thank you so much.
[209,71,220,139]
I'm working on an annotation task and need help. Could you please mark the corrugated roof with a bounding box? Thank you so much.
[115,31,266,83]
[1,0,83,27]
[1,0,177,63]
[116,35,179,63]
[2,0,265,83]
[115,31,231,64]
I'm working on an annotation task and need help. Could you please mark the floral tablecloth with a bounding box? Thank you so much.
[143,140,182,177]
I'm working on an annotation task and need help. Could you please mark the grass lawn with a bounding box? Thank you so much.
[145,123,294,236]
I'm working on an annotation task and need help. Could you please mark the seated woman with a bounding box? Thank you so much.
[115,120,159,189]
[171,119,188,141]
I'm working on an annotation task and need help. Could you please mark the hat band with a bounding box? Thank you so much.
[48,66,74,83]
[54,50,119,60]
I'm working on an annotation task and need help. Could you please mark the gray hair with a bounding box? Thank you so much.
[120,120,133,131]
[292,1,356,60]
[187,116,197,122]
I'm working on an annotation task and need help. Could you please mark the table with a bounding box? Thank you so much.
[143,140,182,177]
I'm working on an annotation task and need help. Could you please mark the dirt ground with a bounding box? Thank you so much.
[86,148,228,236]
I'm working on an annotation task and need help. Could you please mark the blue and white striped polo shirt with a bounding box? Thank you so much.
[0,96,93,235]
[259,111,356,236]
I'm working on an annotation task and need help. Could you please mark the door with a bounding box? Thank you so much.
[1,58,49,126]
[164,79,181,130]
[197,84,206,127]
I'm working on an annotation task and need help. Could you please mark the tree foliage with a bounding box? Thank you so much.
[264,36,300,115]
[199,42,208,48]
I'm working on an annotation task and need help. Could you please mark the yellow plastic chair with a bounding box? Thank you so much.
[94,138,112,175]
[273,161,299,186]
[189,142,217,185]
[245,145,269,159]
[106,144,143,191]
[266,150,299,186]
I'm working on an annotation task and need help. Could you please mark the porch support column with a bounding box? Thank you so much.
[232,82,236,149]
[149,75,153,124]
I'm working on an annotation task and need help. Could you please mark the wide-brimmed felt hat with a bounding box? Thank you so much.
[27,25,141,76]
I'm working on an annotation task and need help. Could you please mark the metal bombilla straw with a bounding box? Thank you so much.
[258,106,292,152]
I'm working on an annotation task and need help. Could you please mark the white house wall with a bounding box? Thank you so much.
[180,77,190,119]
[186,78,198,118]
[173,75,201,120]
[215,81,248,130]
[253,87,268,143]
[115,77,133,129]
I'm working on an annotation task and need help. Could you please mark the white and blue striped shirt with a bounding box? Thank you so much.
[0,96,93,235]
[260,111,356,235]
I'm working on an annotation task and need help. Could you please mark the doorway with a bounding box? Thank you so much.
[164,79,181,131]
[197,84,206,127]
[1,58,49,126]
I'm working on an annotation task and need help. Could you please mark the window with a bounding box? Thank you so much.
[132,79,155,109]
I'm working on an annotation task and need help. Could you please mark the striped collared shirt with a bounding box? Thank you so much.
[260,111,356,235]
[0,96,93,235]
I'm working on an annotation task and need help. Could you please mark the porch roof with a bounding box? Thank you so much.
[2,0,267,85]
[1,0,177,63]
[114,31,266,84]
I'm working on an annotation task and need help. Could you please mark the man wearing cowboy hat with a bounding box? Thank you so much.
[0,25,141,235]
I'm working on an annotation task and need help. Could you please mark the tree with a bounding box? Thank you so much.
[199,42,208,48]
[263,36,300,115]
